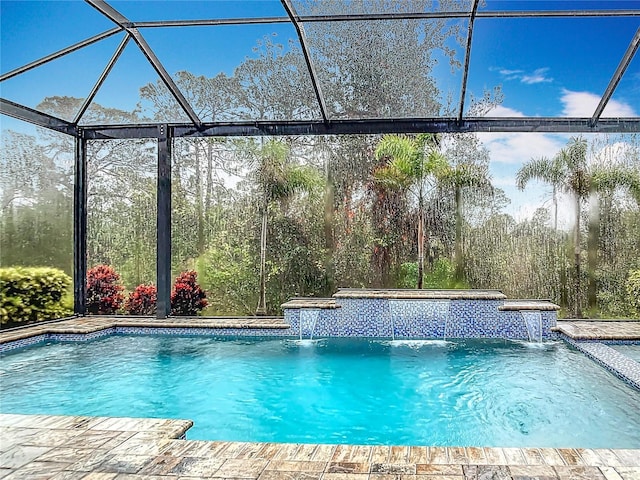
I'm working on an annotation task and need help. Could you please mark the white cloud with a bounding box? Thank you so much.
[521,68,553,85]
[560,90,637,117]
[499,69,523,76]
[477,131,565,165]
[485,105,524,117]
[495,66,553,85]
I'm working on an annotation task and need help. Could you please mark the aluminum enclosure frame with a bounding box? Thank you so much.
[1,1,639,318]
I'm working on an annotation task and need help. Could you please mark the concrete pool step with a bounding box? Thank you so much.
[0,414,638,479]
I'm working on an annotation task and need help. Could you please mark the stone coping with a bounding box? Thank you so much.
[498,300,561,311]
[0,414,638,479]
[554,320,640,341]
[333,288,508,300]
[281,298,341,309]
[0,316,289,345]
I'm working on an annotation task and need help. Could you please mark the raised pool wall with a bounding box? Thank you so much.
[283,289,559,340]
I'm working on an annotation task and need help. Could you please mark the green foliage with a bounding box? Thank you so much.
[626,269,640,313]
[196,235,258,315]
[0,267,72,325]
[397,259,470,289]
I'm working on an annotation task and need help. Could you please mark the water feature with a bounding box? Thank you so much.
[299,308,320,340]
[442,301,452,340]
[387,300,401,340]
[521,311,543,342]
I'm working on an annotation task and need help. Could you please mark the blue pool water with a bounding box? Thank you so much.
[611,344,640,363]
[1,336,639,448]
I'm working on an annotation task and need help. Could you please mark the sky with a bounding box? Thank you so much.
[1,0,639,223]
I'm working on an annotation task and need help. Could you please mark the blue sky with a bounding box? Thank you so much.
[1,0,639,221]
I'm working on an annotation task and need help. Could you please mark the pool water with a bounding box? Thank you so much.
[611,344,640,363]
[1,336,639,448]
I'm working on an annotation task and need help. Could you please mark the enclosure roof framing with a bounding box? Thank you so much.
[1,0,639,137]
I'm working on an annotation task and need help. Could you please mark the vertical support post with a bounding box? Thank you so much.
[157,125,172,318]
[73,135,88,315]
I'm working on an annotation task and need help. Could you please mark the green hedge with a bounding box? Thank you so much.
[0,267,72,325]
[627,269,640,313]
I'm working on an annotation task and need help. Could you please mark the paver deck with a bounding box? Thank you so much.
[555,320,640,341]
[0,414,638,479]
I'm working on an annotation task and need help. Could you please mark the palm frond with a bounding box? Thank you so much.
[516,156,561,190]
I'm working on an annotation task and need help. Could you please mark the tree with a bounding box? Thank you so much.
[374,134,447,288]
[517,138,589,317]
[438,161,493,282]
[517,136,640,317]
[254,140,321,314]
[586,164,640,312]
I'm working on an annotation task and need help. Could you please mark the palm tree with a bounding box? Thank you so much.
[517,136,640,317]
[438,163,493,282]
[517,138,588,317]
[374,134,447,289]
[586,165,640,312]
[254,140,320,315]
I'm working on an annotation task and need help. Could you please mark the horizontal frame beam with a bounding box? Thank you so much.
[81,117,640,139]
[0,98,78,136]
[133,10,640,28]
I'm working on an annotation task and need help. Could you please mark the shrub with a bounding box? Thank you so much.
[125,284,157,316]
[0,267,72,326]
[626,269,640,313]
[86,264,124,315]
[171,270,208,316]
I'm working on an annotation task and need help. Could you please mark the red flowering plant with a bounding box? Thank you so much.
[86,265,124,314]
[125,284,157,316]
[170,270,208,316]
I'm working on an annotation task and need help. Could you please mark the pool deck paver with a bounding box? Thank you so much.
[554,320,640,341]
[0,414,639,480]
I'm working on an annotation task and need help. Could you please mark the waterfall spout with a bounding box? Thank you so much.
[299,309,320,340]
[521,311,543,342]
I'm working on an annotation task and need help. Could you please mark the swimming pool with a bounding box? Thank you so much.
[1,336,639,448]
[611,344,640,363]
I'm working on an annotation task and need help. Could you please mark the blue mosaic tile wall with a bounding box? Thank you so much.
[0,327,295,353]
[285,299,557,340]
[116,326,292,337]
[0,334,49,353]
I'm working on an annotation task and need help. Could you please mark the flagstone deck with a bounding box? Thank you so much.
[0,414,638,480]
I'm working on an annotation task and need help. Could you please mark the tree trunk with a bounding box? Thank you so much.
[195,143,205,256]
[417,207,424,289]
[574,195,582,318]
[256,197,268,316]
[454,186,464,282]
[587,194,599,313]
[323,172,336,294]
[553,186,558,232]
